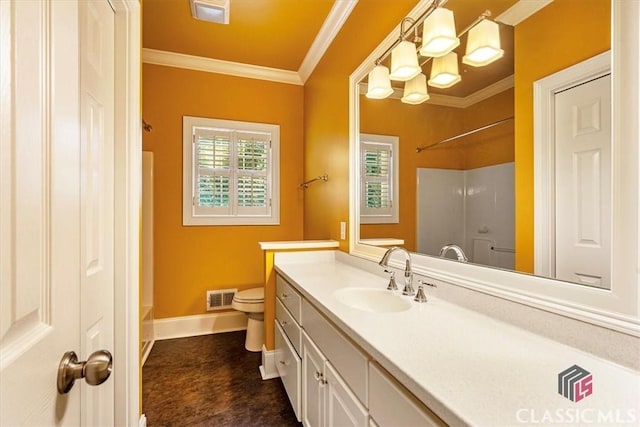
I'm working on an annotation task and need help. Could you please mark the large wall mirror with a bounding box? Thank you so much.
[349,0,639,334]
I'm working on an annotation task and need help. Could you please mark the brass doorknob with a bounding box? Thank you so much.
[57,350,113,394]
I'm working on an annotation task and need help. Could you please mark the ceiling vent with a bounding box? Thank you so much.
[190,0,230,25]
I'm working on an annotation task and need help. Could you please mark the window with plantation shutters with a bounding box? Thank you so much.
[183,116,280,225]
[360,134,399,224]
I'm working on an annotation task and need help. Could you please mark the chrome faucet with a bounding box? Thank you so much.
[379,247,415,296]
[438,244,468,262]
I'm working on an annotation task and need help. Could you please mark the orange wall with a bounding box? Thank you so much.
[303,0,417,251]
[514,0,610,272]
[142,64,304,319]
[359,89,514,249]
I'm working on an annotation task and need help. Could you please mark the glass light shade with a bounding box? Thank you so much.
[420,8,460,58]
[428,52,461,88]
[389,40,421,81]
[366,65,394,99]
[462,19,504,67]
[401,73,430,105]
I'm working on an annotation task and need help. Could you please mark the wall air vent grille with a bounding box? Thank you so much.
[206,288,237,311]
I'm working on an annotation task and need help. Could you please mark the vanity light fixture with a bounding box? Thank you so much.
[366,64,394,99]
[190,0,230,25]
[365,4,504,104]
[428,51,461,88]
[390,18,421,81]
[401,73,430,104]
[462,18,504,66]
[419,7,460,58]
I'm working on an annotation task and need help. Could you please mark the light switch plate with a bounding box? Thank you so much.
[340,221,346,240]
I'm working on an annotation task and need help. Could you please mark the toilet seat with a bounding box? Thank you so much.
[232,287,264,313]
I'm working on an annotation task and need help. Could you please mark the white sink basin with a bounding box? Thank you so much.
[334,287,412,313]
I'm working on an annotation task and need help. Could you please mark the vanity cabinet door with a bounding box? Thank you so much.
[324,362,368,427]
[302,331,327,427]
[369,363,445,427]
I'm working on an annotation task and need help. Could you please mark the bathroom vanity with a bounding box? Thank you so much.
[273,250,640,426]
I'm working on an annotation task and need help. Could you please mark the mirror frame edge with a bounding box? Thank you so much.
[349,0,640,336]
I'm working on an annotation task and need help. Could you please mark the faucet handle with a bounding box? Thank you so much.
[385,270,398,291]
[414,280,436,303]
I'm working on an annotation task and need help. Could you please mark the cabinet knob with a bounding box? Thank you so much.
[281,293,288,298]
[280,320,288,326]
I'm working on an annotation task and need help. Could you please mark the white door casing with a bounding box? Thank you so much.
[533,52,611,283]
[554,75,612,288]
[80,0,116,424]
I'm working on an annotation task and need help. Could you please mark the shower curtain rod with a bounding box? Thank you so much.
[416,116,514,153]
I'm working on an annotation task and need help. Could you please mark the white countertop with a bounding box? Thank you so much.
[258,240,339,250]
[274,250,640,426]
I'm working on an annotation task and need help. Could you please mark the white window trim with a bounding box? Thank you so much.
[183,116,280,226]
[359,133,399,224]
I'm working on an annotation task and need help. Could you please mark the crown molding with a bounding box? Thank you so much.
[357,75,514,108]
[460,74,514,106]
[496,0,554,26]
[142,48,303,85]
[298,0,359,82]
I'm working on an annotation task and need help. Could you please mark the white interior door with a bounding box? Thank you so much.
[80,0,116,425]
[555,74,612,288]
[1,0,82,424]
[1,0,116,425]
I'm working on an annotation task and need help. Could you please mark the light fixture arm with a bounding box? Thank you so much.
[374,0,447,66]
[458,10,491,39]
[400,17,416,41]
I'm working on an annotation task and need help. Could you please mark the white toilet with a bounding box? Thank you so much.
[232,287,265,352]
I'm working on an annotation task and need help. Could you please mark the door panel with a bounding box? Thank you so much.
[555,75,612,288]
[1,0,81,424]
[324,362,368,427]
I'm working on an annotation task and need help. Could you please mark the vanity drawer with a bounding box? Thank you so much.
[277,274,302,323]
[301,299,368,406]
[369,363,445,427]
[276,298,301,355]
[275,321,301,421]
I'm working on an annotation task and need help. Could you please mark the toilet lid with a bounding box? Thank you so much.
[233,287,264,302]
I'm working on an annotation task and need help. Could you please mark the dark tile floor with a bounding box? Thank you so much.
[142,331,301,427]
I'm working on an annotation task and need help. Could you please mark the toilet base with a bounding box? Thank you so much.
[244,315,264,352]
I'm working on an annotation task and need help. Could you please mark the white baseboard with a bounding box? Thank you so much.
[260,345,280,380]
[140,339,155,366]
[154,311,247,340]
